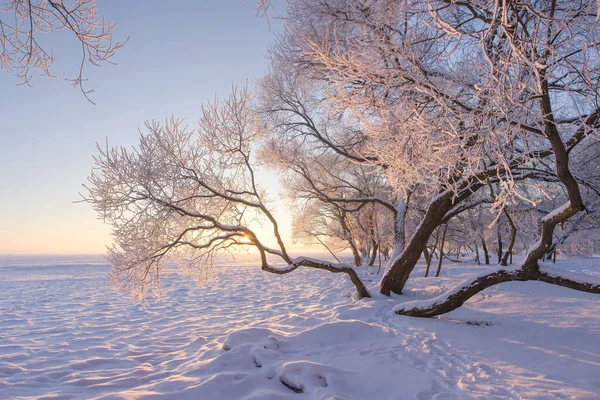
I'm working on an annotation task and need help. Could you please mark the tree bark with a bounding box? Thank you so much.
[435,225,448,278]
[423,247,431,267]
[368,240,378,266]
[496,222,503,264]
[480,236,490,265]
[500,211,517,266]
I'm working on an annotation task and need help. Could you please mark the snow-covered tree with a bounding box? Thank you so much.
[257,66,411,269]
[84,86,370,301]
[271,0,600,303]
[86,0,600,317]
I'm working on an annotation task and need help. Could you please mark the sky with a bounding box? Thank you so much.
[0,0,298,255]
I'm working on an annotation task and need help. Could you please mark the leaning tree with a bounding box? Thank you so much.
[84,86,371,301]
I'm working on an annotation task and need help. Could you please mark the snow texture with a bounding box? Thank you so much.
[1,254,599,399]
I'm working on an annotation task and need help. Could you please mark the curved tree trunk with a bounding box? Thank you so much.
[395,267,600,317]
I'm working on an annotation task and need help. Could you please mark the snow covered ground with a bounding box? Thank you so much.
[1,254,599,399]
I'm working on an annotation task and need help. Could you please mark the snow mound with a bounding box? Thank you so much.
[278,361,331,394]
[222,328,281,351]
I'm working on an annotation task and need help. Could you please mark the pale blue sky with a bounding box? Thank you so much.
[0,1,291,254]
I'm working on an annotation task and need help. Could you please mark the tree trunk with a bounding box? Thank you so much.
[500,211,517,266]
[380,191,458,295]
[474,241,480,265]
[496,223,503,264]
[395,267,600,317]
[425,226,441,278]
[424,254,432,278]
[349,242,361,267]
[435,225,448,278]
[368,240,378,266]
[382,247,390,260]
[423,247,431,266]
[480,236,490,265]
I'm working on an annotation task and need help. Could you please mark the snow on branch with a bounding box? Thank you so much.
[395,265,600,318]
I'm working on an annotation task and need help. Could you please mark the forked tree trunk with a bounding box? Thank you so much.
[424,228,441,278]
[382,247,390,260]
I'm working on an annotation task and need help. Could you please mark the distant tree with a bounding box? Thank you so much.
[257,67,411,269]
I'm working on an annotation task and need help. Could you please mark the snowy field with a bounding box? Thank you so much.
[1,254,599,399]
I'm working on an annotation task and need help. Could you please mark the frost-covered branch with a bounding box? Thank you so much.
[0,0,125,102]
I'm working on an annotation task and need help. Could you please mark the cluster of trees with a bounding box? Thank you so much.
[10,0,599,316]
